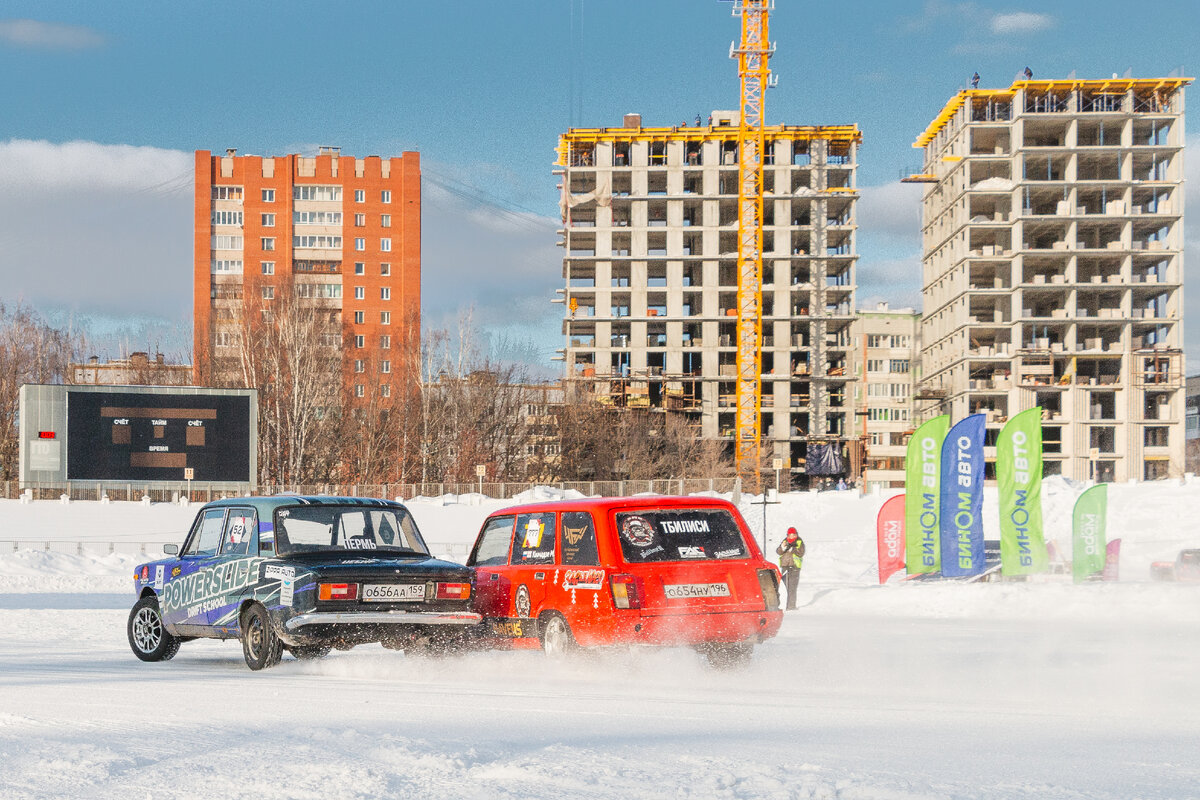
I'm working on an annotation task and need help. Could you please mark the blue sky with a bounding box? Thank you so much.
[1,1,1197,368]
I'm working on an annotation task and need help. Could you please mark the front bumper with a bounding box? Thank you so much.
[284,610,482,631]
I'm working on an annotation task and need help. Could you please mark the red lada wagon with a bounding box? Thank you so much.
[466,496,783,666]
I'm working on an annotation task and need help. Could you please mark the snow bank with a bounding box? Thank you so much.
[2,477,1198,597]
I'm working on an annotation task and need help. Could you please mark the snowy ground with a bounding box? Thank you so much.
[2,479,1199,798]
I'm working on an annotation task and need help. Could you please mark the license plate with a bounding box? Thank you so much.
[664,582,730,599]
[362,583,426,602]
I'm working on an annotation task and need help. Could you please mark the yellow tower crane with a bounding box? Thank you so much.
[726,0,775,485]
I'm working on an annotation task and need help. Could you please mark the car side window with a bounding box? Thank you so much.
[184,509,226,557]
[221,508,258,556]
[512,513,557,565]
[561,511,599,566]
[468,516,515,567]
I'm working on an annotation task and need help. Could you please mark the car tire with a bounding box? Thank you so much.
[240,603,283,670]
[539,612,577,657]
[289,645,331,660]
[697,641,754,669]
[127,596,181,662]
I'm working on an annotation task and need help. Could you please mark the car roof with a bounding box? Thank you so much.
[486,495,736,517]
[200,496,407,515]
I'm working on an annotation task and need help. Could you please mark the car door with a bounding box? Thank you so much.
[509,512,557,622]
[556,510,605,637]
[467,515,516,620]
[205,506,260,633]
[161,507,227,632]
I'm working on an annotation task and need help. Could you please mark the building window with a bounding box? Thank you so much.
[211,210,243,226]
[381,384,391,397]
[867,359,885,373]
[211,186,243,201]
[261,237,275,251]
[381,190,392,203]
[293,210,342,225]
[355,384,365,397]
[354,286,365,300]
[211,259,243,273]
[261,213,275,227]
[293,235,343,249]
[890,359,910,373]
[381,311,391,325]
[355,238,366,251]
[211,234,243,250]
[380,238,392,252]
[354,262,365,275]
[292,185,342,201]
[261,261,275,275]
[380,335,391,349]
[381,214,391,228]
[261,286,275,299]
[355,213,365,227]
[381,360,391,373]
[294,283,342,299]
[354,335,365,348]
[380,263,391,276]
[261,189,275,202]
[381,287,390,300]
[355,189,365,203]
[354,311,365,324]
[354,360,365,373]
[215,331,240,347]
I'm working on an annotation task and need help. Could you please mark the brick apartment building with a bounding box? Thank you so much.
[194,147,420,401]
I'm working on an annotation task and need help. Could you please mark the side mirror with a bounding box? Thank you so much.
[163,544,180,555]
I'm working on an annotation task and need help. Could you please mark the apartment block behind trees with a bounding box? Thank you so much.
[556,112,864,486]
[194,148,421,400]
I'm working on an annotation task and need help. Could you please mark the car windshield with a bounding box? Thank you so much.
[614,508,748,563]
[274,504,429,556]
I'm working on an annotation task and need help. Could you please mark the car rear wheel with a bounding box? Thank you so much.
[127,596,181,662]
[241,603,283,670]
[697,641,754,669]
[540,613,577,657]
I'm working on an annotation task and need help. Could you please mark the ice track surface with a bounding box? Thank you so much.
[2,582,1200,800]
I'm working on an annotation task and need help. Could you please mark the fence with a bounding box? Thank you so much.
[1,477,744,504]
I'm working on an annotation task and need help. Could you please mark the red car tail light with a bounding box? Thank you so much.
[435,582,471,600]
[318,583,358,601]
[757,568,781,611]
[610,573,643,610]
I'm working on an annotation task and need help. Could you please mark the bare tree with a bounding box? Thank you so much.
[212,285,343,486]
[0,303,83,480]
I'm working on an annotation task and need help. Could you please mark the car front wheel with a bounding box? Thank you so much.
[539,613,577,657]
[241,603,283,670]
[127,596,181,662]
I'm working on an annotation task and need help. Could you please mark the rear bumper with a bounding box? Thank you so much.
[593,608,783,647]
[284,610,481,631]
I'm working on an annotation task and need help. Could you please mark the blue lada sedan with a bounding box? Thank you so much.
[127,496,480,670]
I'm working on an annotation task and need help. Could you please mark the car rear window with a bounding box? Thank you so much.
[614,508,748,563]
[274,505,429,556]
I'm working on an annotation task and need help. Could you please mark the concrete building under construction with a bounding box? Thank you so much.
[555,112,863,483]
[912,76,1189,481]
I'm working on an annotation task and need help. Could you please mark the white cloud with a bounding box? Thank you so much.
[0,19,104,50]
[857,181,923,241]
[0,139,191,192]
[989,12,1054,35]
[0,141,566,368]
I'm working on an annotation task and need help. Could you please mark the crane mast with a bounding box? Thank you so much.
[729,0,774,485]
